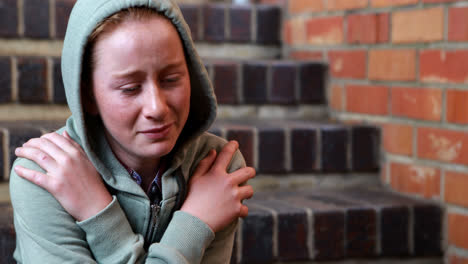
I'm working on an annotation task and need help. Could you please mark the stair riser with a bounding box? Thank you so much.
[181,4,281,45]
[206,60,327,106]
[210,123,380,175]
[0,188,442,263]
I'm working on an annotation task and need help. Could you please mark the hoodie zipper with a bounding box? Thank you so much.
[145,202,161,246]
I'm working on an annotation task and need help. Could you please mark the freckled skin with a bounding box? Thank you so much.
[90,16,191,178]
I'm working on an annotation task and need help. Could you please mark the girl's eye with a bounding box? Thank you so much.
[121,85,140,93]
[162,75,181,84]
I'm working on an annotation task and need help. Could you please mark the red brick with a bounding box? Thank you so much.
[449,7,468,42]
[449,254,468,264]
[284,18,306,45]
[305,16,343,44]
[390,162,441,198]
[383,123,413,156]
[392,7,444,44]
[288,0,324,14]
[418,127,468,165]
[447,90,468,124]
[369,49,416,81]
[448,213,468,250]
[328,50,366,79]
[347,13,389,44]
[420,50,468,84]
[326,0,368,10]
[391,87,442,121]
[445,171,468,207]
[346,85,389,115]
[330,84,344,110]
[371,0,418,7]
[288,51,323,60]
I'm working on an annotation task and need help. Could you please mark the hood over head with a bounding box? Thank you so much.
[61,0,217,170]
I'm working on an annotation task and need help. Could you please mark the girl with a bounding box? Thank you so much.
[10,0,255,263]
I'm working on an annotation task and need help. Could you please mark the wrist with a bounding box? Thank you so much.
[76,192,113,221]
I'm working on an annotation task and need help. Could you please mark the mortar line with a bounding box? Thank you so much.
[2,128,10,181]
[18,0,25,36]
[11,57,18,102]
[50,0,56,38]
[284,127,291,172]
[224,4,230,41]
[251,203,279,259]
[47,57,54,103]
[408,205,415,255]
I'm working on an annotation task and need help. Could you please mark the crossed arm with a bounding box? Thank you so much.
[11,131,255,263]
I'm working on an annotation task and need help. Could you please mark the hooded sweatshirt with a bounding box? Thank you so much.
[9,0,245,263]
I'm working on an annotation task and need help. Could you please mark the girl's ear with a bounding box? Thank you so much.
[82,85,99,115]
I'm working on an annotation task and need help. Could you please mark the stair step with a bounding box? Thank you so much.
[0,119,379,181]
[210,119,380,175]
[205,59,328,107]
[0,186,442,263]
[180,3,281,46]
[232,187,443,263]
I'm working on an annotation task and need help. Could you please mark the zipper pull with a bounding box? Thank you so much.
[150,204,161,227]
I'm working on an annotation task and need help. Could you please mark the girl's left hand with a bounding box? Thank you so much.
[14,131,112,221]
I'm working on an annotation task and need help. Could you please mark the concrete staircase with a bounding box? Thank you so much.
[0,1,443,263]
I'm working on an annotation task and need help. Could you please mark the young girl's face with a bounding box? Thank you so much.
[89,15,191,166]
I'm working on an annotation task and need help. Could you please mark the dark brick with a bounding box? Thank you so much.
[180,4,200,41]
[291,127,317,172]
[229,6,251,42]
[284,196,345,261]
[226,126,254,167]
[254,199,309,262]
[298,63,327,104]
[55,0,75,39]
[413,204,442,256]
[346,207,377,258]
[0,130,4,182]
[256,5,280,45]
[320,126,348,172]
[258,127,285,173]
[338,188,411,257]
[307,192,377,258]
[381,206,410,256]
[0,57,12,103]
[8,126,43,168]
[213,61,238,104]
[270,62,296,105]
[24,0,50,38]
[0,203,14,264]
[53,58,67,104]
[17,57,48,104]
[242,62,268,104]
[240,203,273,264]
[351,126,380,171]
[203,4,225,42]
[0,0,18,38]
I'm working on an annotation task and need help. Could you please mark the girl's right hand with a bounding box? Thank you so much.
[180,141,255,233]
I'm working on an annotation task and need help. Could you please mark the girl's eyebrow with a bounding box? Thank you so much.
[111,60,186,78]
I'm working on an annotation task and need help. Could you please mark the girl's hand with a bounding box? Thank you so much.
[180,141,256,232]
[14,131,112,221]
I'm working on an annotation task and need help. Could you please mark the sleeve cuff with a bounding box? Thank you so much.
[76,196,143,260]
[156,211,215,263]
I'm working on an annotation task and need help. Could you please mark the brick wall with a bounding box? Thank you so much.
[283,0,468,262]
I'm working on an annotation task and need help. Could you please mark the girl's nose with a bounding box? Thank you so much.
[142,82,169,120]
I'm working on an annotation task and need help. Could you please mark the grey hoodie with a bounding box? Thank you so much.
[9,0,245,263]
